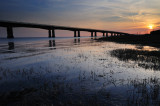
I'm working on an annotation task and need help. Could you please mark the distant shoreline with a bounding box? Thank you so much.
[98,34,160,48]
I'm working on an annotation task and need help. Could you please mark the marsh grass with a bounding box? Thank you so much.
[127,77,160,106]
[111,49,160,70]
[0,66,160,105]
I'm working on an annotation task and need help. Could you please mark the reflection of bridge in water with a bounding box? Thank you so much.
[8,42,14,50]
[0,21,130,39]
[74,38,80,44]
[49,40,56,47]
[7,38,83,51]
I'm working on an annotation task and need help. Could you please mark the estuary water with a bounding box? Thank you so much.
[0,37,160,105]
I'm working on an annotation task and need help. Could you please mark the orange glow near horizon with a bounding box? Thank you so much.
[148,24,154,30]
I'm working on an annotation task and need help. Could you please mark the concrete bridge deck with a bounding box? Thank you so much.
[0,21,130,38]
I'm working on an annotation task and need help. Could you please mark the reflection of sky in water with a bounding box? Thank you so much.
[136,45,160,51]
[0,37,160,105]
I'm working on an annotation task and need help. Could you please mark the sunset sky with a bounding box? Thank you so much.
[0,0,160,37]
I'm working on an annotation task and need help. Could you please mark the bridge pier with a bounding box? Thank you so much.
[95,32,97,37]
[117,33,119,36]
[78,31,80,37]
[74,31,77,37]
[48,30,51,38]
[91,32,93,37]
[111,33,113,37]
[106,33,108,37]
[74,31,80,37]
[103,32,105,37]
[114,33,117,36]
[52,29,55,38]
[7,27,14,38]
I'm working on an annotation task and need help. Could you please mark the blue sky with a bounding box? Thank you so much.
[0,0,160,37]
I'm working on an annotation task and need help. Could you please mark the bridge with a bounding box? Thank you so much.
[0,21,130,38]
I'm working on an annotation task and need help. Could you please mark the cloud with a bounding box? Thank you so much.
[101,16,132,22]
[0,0,160,34]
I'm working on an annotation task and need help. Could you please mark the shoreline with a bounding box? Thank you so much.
[98,34,160,48]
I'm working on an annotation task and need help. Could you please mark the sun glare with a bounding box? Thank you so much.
[148,25,153,29]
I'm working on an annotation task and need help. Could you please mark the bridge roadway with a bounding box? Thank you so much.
[0,21,130,38]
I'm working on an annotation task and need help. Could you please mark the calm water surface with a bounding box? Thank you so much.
[0,37,160,105]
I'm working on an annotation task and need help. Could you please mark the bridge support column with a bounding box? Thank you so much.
[106,33,108,37]
[48,30,51,38]
[102,32,105,37]
[7,27,14,38]
[52,29,55,38]
[78,31,80,37]
[74,31,77,37]
[91,32,93,37]
[95,32,97,37]
[111,33,113,37]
